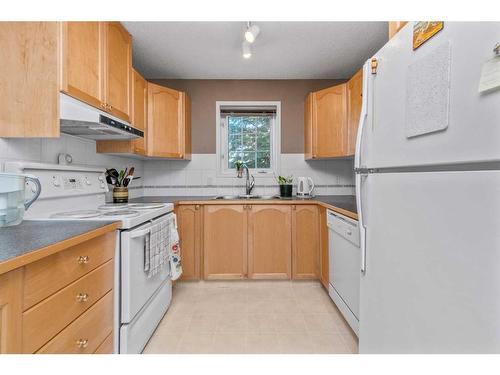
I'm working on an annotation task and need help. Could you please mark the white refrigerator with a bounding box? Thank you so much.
[355,22,500,353]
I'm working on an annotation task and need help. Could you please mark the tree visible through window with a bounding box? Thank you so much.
[227,115,272,169]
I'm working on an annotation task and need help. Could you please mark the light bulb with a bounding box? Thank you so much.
[242,41,252,59]
[244,25,260,44]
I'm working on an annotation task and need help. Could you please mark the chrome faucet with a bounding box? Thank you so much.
[238,164,255,196]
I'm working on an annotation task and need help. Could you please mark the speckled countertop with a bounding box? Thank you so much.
[0,220,117,265]
[130,195,357,215]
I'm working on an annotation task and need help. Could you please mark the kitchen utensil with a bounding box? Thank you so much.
[0,173,41,227]
[296,177,314,196]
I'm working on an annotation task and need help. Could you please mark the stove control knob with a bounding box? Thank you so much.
[52,176,61,187]
[98,176,104,182]
[84,177,92,186]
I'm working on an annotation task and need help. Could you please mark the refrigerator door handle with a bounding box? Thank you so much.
[356,172,368,274]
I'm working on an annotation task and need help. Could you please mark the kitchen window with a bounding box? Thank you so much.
[216,101,281,177]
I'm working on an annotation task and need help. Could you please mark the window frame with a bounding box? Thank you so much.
[216,101,281,178]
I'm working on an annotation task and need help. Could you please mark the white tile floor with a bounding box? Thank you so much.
[143,280,358,354]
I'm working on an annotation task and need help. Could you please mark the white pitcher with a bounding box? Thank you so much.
[0,173,41,227]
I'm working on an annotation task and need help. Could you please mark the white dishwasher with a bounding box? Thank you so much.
[327,209,360,336]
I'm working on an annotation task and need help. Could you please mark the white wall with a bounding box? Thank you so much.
[0,135,145,198]
[143,154,355,197]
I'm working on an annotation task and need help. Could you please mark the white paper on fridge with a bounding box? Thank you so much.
[478,57,500,93]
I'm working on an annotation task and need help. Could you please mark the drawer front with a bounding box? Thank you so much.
[23,232,115,309]
[22,260,114,353]
[37,291,113,354]
[95,333,113,354]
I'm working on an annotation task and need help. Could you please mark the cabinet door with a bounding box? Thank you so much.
[292,205,319,279]
[0,269,23,354]
[347,69,363,156]
[248,205,292,279]
[203,205,247,279]
[131,69,148,154]
[304,93,314,159]
[104,22,132,122]
[176,204,202,280]
[147,82,184,158]
[313,84,347,158]
[0,22,59,137]
[60,22,105,110]
[318,206,329,289]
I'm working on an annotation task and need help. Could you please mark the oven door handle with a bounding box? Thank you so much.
[130,228,152,239]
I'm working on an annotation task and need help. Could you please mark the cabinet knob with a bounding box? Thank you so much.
[195,205,200,210]
[100,103,106,109]
[77,255,90,264]
[76,292,89,302]
[292,205,296,210]
[76,339,89,348]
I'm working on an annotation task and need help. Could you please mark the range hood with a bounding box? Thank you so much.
[60,93,144,140]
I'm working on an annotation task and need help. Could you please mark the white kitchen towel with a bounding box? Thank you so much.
[168,214,183,281]
[144,220,169,278]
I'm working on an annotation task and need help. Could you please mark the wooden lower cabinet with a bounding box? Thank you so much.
[248,205,292,279]
[0,229,116,354]
[318,206,329,289]
[203,205,247,279]
[0,269,23,353]
[292,205,319,279]
[176,204,202,280]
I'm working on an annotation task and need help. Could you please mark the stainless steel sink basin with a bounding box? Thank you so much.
[212,195,279,200]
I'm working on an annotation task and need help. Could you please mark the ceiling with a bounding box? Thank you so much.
[123,22,388,79]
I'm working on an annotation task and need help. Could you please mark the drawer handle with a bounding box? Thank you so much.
[76,339,89,348]
[76,292,89,302]
[77,255,90,264]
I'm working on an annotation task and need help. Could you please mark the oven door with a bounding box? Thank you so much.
[120,213,172,323]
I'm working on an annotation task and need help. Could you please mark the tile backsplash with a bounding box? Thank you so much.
[143,154,355,197]
[0,137,354,198]
[0,135,145,199]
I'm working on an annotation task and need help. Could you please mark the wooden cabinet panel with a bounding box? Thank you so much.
[96,68,147,156]
[304,93,314,160]
[22,260,114,353]
[389,21,408,39]
[0,22,60,137]
[313,84,347,158]
[60,22,104,109]
[203,205,247,279]
[318,206,329,289]
[347,68,363,156]
[147,83,183,158]
[0,269,23,354]
[94,333,113,354]
[292,205,319,279]
[37,291,113,354]
[176,204,202,280]
[23,232,115,310]
[104,22,132,122]
[248,205,292,279]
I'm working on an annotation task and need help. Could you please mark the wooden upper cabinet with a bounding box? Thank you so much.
[147,82,191,159]
[0,22,60,137]
[304,93,314,160]
[104,22,132,122]
[176,205,202,280]
[305,83,348,159]
[347,68,363,156]
[60,22,104,109]
[96,68,147,156]
[247,205,292,279]
[203,205,247,279]
[292,205,319,279]
[60,22,131,122]
[388,21,408,39]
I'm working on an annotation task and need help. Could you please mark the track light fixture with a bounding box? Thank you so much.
[242,41,252,59]
[244,22,260,44]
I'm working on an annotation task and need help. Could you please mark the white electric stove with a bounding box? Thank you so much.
[5,161,175,354]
